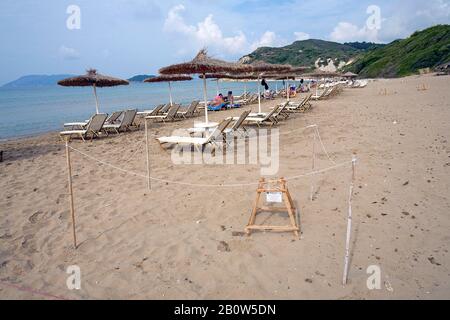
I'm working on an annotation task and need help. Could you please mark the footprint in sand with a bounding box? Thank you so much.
[28,211,44,224]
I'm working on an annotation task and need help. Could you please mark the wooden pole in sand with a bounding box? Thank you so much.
[144,118,151,190]
[343,155,357,285]
[310,131,316,202]
[93,84,100,114]
[64,137,77,249]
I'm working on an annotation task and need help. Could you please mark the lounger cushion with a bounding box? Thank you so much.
[60,130,87,135]
[158,136,208,145]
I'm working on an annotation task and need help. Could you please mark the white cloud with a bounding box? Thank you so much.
[293,31,310,41]
[163,5,284,55]
[250,31,284,50]
[330,22,379,43]
[58,45,80,60]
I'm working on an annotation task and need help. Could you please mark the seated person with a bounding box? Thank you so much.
[210,93,225,107]
[225,91,234,105]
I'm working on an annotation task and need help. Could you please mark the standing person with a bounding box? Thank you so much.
[261,78,269,91]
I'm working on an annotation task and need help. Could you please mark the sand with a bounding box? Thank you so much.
[1,74,449,299]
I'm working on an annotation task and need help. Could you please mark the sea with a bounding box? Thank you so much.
[0,79,288,141]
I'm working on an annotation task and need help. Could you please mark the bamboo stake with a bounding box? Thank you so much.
[343,155,357,285]
[145,118,151,190]
[65,137,77,249]
[310,132,316,202]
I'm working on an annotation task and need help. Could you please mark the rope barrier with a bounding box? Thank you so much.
[68,144,352,188]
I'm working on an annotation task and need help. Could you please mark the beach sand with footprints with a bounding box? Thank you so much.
[1,74,449,299]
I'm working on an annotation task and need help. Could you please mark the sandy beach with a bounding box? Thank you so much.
[1,74,449,299]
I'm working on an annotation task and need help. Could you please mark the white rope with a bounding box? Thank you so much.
[69,145,352,188]
[314,125,337,165]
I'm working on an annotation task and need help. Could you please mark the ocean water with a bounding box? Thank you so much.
[0,79,281,140]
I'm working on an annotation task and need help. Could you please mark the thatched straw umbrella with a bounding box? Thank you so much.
[302,71,342,96]
[144,74,192,106]
[342,71,358,79]
[246,61,291,112]
[58,69,129,114]
[159,49,251,125]
[198,73,237,95]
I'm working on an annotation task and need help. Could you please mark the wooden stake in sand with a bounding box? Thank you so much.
[310,132,316,202]
[144,118,151,190]
[343,155,357,285]
[245,178,300,238]
[64,137,77,249]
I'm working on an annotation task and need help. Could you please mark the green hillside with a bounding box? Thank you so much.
[345,25,450,78]
[239,39,382,70]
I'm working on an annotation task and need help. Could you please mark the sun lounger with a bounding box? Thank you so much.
[157,118,233,152]
[237,105,282,127]
[60,113,108,142]
[208,103,228,111]
[223,110,251,139]
[146,104,181,122]
[311,87,330,100]
[177,101,200,118]
[284,93,313,112]
[103,109,137,134]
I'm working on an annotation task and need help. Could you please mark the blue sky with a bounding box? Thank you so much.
[0,0,449,85]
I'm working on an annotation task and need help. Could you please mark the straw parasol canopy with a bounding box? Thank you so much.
[58,69,129,114]
[302,70,341,78]
[243,61,292,112]
[144,74,192,83]
[290,66,310,74]
[159,48,251,74]
[342,71,358,78]
[302,70,342,96]
[144,74,193,106]
[159,49,252,124]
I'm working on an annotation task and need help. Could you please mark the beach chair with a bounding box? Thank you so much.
[285,93,313,112]
[138,104,164,117]
[159,103,172,114]
[146,104,181,123]
[223,110,251,139]
[103,109,137,134]
[311,87,329,100]
[60,113,108,142]
[157,118,233,152]
[239,105,281,127]
[177,101,200,119]
[105,111,123,125]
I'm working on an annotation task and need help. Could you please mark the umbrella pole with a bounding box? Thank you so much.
[168,81,173,106]
[286,77,290,102]
[64,137,77,249]
[202,74,209,124]
[258,75,261,114]
[145,118,151,190]
[93,84,100,114]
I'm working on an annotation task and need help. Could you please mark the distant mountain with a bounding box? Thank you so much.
[344,25,450,78]
[2,74,75,88]
[128,74,155,82]
[239,39,383,71]
[344,42,386,51]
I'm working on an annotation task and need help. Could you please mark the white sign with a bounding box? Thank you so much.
[266,192,283,203]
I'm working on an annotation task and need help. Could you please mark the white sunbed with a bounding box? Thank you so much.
[157,118,233,152]
[60,113,108,142]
